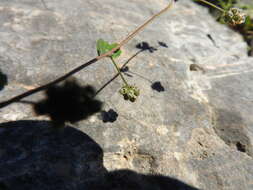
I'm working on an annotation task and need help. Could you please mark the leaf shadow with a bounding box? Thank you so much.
[136,42,158,53]
[99,109,118,123]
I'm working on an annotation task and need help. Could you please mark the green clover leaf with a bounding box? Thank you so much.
[96,39,122,59]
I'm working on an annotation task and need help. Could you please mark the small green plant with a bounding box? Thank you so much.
[197,0,246,26]
[196,0,253,55]
[0,0,174,108]
[224,7,246,25]
[96,39,140,102]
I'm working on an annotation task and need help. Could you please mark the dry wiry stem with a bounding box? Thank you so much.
[0,0,174,109]
[197,0,225,12]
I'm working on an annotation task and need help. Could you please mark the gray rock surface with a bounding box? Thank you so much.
[0,0,253,189]
[238,0,253,17]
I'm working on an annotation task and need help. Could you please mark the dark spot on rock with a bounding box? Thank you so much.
[151,81,165,92]
[136,42,157,53]
[236,142,246,153]
[197,141,203,147]
[158,41,168,48]
[189,64,206,73]
[100,109,118,123]
[120,66,129,72]
[212,109,252,157]
[206,34,218,47]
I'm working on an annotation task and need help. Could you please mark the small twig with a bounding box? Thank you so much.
[198,0,225,12]
[0,0,174,109]
[95,49,144,97]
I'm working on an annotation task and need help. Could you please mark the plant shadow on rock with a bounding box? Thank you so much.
[136,42,158,53]
[0,120,200,190]
[151,81,165,92]
[33,78,103,127]
[100,109,119,123]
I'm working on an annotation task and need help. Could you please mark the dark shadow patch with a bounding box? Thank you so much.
[151,81,165,92]
[0,69,8,91]
[0,182,8,190]
[88,169,199,190]
[189,64,206,73]
[158,41,168,48]
[136,42,157,53]
[33,78,103,127]
[100,109,118,123]
[212,109,252,157]
[236,142,246,153]
[0,120,200,190]
[0,120,106,190]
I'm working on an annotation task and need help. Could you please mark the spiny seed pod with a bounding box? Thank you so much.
[119,85,140,102]
[224,8,246,26]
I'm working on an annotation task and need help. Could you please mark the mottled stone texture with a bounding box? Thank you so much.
[0,0,253,189]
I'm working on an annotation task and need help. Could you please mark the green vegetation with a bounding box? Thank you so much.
[96,39,139,102]
[196,0,253,55]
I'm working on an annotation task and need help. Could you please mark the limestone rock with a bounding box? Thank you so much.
[0,0,253,189]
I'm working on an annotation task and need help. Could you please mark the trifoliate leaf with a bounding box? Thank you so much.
[97,39,109,55]
[0,70,7,91]
[109,43,122,59]
[96,39,122,59]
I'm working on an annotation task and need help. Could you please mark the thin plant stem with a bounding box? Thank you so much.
[198,0,225,12]
[0,0,174,109]
[110,57,128,86]
[94,49,144,97]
